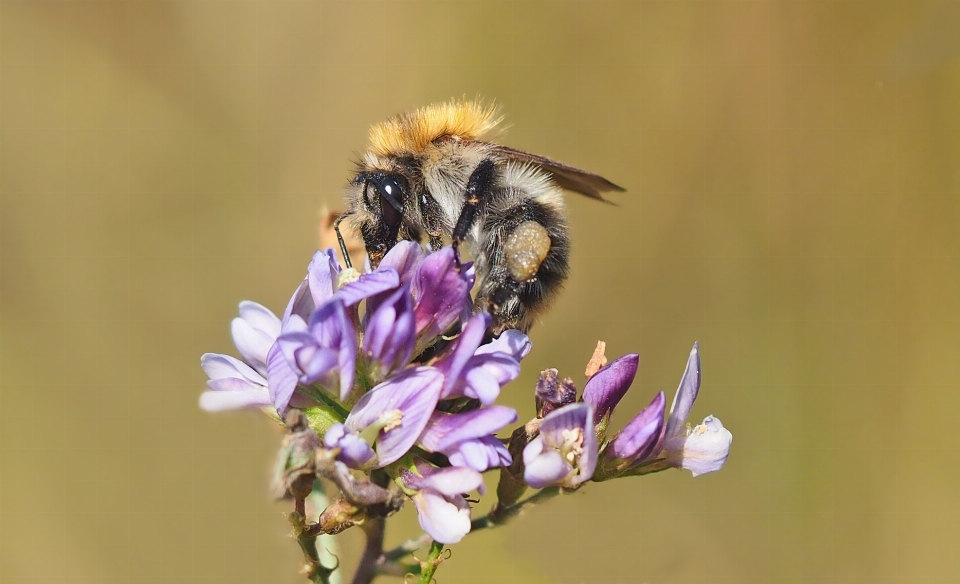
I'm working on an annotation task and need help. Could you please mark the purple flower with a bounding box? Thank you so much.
[581,353,639,425]
[199,353,273,412]
[411,247,475,348]
[434,313,527,405]
[399,461,483,544]
[362,286,415,383]
[275,298,357,403]
[418,406,517,472]
[343,367,443,467]
[523,402,597,489]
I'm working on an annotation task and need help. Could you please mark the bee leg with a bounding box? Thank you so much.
[476,195,570,335]
[451,158,497,267]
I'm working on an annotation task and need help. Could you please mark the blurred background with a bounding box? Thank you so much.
[2,1,959,582]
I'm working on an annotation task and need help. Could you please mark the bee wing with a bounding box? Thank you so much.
[486,144,625,201]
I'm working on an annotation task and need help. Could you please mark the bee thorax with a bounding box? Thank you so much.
[504,221,552,282]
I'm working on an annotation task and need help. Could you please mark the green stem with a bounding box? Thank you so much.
[417,542,445,584]
[290,501,337,584]
[298,385,350,420]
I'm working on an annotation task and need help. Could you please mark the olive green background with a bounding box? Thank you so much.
[2,1,959,582]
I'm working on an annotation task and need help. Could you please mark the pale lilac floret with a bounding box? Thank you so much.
[655,343,731,476]
[581,353,639,425]
[523,402,597,489]
[199,353,273,412]
[418,405,517,472]
[400,462,483,544]
[343,367,443,467]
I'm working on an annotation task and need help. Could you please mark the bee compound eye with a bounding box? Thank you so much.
[375,174,406,227]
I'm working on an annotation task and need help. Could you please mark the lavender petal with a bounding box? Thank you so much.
[664,342,701,440]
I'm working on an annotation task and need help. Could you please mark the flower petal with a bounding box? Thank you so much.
[418,406,517,452]
[403,465,484,496]
[522,438,571,489]
[412,247,474,343]
[378,240,425,287]
[345,367,443,467]
[199,389,272,412]
[607,391,665,465]
[436,312,490,395]
[307,249,340,307]
[582,353,639,424]
[664,342,701,440]
[335,268,400,307]
[201,353,266,385]
[475,329,532,360]
[267,343,299,413]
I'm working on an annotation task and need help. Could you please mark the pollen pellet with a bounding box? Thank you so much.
[504,221,551,282]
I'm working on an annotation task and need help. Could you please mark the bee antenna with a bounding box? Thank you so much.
[333,213,353,269]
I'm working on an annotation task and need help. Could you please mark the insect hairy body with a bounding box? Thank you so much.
[339,100,623,335]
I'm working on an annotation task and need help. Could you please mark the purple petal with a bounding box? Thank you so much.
[378,241,425,287]
[475,329,532,360]
[664,342,701,440]
[402,464,484,496]
[307,249,340,307]
[582,353,639,424]
[267,343,299,413]
[335,268,400,307]
[308,299,357,400]
[412,490,471,544]
[446,436,512,472]
[539,402,591,448]
[522,438,571,488]
[201,353,266,385]
[363,286,415,380]
[436,312,490,395]
[345,367,443,467]
[412,247,474,343]
[418,406,517,452]
[608,391,666,464]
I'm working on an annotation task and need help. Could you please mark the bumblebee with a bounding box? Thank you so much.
[336,100,623,335]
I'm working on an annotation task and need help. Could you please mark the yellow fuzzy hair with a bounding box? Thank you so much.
[367,100,502,157]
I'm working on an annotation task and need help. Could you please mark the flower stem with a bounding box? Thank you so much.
[351,518,385,584]
[417,542,445,584]
[290,499,337,584]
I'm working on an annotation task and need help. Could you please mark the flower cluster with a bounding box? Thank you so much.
[521,343,732,490]
[200,243,528,543]
[200,242,733,580]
